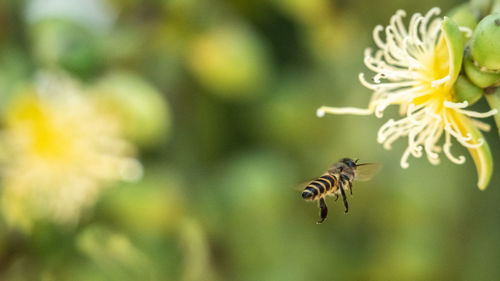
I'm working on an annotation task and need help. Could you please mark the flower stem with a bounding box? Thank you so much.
[484,87,500,137]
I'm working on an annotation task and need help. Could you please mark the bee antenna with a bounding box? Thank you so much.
[354,158,360,164]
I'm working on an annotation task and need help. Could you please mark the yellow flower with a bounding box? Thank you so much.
[1,73,143,230]
[317,8,497,189]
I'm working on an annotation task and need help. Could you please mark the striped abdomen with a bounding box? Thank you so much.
[302,174,337,200]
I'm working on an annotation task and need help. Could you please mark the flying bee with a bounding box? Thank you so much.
[302,158,380,224]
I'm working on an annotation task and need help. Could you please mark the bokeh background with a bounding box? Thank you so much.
[1,0,500,280]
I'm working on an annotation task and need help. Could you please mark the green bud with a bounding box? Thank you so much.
[469,0,492,17]
[464,49,500,87]
[453,74,483,104]
[447,3,479,32]
[470,13,500,72]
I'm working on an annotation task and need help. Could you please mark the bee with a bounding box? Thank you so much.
[302,158,380,224]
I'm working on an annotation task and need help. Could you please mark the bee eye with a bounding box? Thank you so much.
[342,158,356,168]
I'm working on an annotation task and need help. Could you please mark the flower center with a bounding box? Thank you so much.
[6,97,75,161]
[412,36,451,110]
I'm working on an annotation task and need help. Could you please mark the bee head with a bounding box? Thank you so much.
[341,158,358,168]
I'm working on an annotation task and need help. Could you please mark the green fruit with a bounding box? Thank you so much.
[470,13,500,71]
[453,74,483,104]
[464,50,500,87]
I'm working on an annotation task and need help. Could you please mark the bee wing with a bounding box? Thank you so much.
[355,163,381,181]
[295,179,311,191]
[295,178,317,191]
[295,182,308,191]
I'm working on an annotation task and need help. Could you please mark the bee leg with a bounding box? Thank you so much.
[334,194,339,201]
[340,174,352,196]
[339,181,348,213]
[317,197,328,224]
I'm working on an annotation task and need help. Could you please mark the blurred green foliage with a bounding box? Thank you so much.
[1,0,500,281]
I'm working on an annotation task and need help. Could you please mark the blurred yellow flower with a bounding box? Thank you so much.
[1,73,142,230]
[317,8,497,189]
